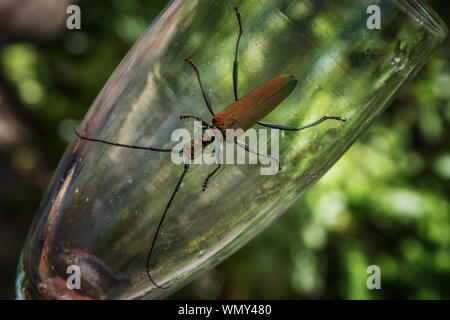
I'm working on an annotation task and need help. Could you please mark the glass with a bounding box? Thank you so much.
[16,0,447,299]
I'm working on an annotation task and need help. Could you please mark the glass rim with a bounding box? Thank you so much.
[392,0,448,41]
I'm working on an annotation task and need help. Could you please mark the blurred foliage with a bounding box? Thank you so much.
[0,0,448,299]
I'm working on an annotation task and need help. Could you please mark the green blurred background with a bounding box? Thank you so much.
[0,0,449,299]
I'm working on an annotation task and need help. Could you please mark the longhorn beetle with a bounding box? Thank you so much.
[74,7,346,289]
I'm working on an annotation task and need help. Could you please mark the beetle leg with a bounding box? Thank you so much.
[202,164,221,192]
[147,162,190,289]
[179,114,210,128]
[233,7,243,102]
[257,116,346,131]
[74,128,176,153]
[185,58,215,116]
[235,140,281,171]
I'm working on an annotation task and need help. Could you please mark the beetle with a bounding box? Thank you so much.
[74,7,345,289]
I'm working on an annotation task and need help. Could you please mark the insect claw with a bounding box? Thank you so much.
[234,7,243,34]
[185,58,198,70]
[326,116,346,122]
[202,182,208,192]
[335,116,347,122]
[202,176,212,192]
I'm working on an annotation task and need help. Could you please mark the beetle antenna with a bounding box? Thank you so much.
[233,7,243,102]
[73,128,173,153]
[146,163,190,289]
